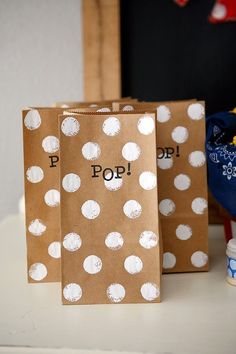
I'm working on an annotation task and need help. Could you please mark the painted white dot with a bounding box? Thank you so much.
[188,151,206,167]
[157,155,173,170]
[102,117,121,136]
[82,142,101,160]
[159,199,176,216]
[81,200,100,219]
[230,259,236,271]
[29,263,47,281]
[123,200,142,219]
[163,252,176,269]
[62,173,81,192]
[187,103,205,120]
[211,3,227,20]
[139,171,157,190]
[63,233,82,252]
[191,197,208,215]
[63,283,82,302]
[171,126,189,144]
[157,105,171,123]
[191,251,208,268]
[104,172,123,191]
[44,189,60,207]
[174,174,191,191]
[89,103,98,108]
[28,219,46,236]
[24,110,41,130]
[26,166,44,183]
[61,104,69,108]
[105,232,124,250]
[42,136,59,153]
[122,142,141,161]
[107,283,125,303]
[122,105,134,111]
[139,231,159,249]
[124,255,143,274]
[176,224,192,240]
[96,107,111,112]
[140,282,160,301]
[83,255,102,274]
[48,241,61,259]
[137,115,155,135]
[61,117,80,136]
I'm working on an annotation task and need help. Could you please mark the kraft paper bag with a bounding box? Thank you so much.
[59,110,161,304]
[55,98,138,109]
[22,107,63,283]
[115,101,209,273]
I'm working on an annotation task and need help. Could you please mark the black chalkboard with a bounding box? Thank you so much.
[121,0,236,115]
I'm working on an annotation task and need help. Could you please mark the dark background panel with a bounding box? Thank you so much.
[121,0,236,115]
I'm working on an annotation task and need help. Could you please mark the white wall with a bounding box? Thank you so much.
[0,0,83,219]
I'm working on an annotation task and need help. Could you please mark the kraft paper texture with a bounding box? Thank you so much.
[115,101,209,273]
[59,111,161,304]
[22,108,63,282]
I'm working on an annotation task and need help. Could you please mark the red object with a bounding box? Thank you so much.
[223,217,236,242]
[174,0,189,7]
[209,0,236,23]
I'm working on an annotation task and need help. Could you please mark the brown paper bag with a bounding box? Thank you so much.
[114,101,209,273]
[22,107,64,282]
[55,98,138,109]
[59,110,161,304]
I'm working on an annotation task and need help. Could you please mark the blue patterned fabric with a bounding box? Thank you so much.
[206,112,236,217]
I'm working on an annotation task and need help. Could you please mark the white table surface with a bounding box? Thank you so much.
[0,214,236,354]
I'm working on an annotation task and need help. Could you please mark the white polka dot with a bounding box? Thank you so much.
[44,189,60,207]
[96,107,111,112]
[63,233,82,252]
[191,251,208,268]
[191,197,208,215]
[83,255,102,274]
[176,224,192,240]
[81,200,100,219]
[48,241,61,259]
[61,104,69,108]
[211,3,227,20]
[188,151,206,167]
[42,136,59,153]
[174,174,191,191]
[61,117,80,136]
[139,231,159,249]
[82,142,101,160]
[89,104,98,108]
[26,166,44,183]
[105,232,124,250]
[107,283,125,303]
[104,172,123,191]
[157,105,171,123]
[122,105,134,111]
[137,115,155,135]
[62,173,81,192]
[24,110,41,130]
[29,263,47,281]
[159,199,176,216]
[123,200,142,219]
[124,255,143,274]
[122,142,141,161]
[171,126,189,144]
[63,283,82,302]
[140,283,160,301]
[187,103,205,120]
[102,117,121,136]
[157,155,173,170]
[139,171,157,190]
[28,219,46,236]
[163,252,176,269]
[230,259,236,271]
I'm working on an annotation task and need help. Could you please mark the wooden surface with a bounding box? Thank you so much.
[82,0,121,101]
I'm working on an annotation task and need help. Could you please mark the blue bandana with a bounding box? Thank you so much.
[206,112,236,217]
